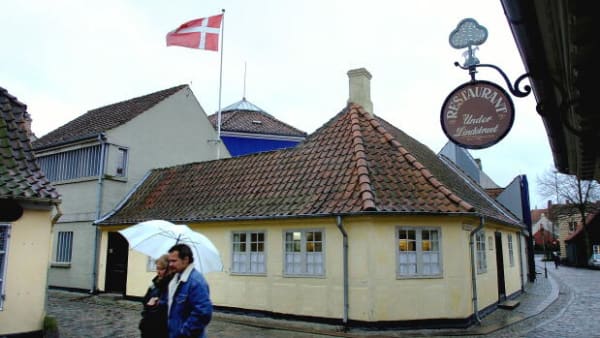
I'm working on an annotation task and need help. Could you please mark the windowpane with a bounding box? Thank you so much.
[397,227,441,277]
[508,234,515,267]
[38,145,103,181]
[56,231,73,263]
[284,230,324,276]
[231,231,265,274]
[476,231,487,273]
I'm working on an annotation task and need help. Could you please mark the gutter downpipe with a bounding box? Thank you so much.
[336,215,349,330]
[91,133,107,294]
[469,215,485,324]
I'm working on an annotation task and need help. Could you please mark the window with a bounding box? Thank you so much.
[284,230,324,276]
[397,227,441,277]
[476,231,487,273]
[568,221,577,232]
[593,244,600,255]
[55,231,73,263]
[232,231,266,274]
[147,256,157,272]
[38,145,103,181]
[115,147,128,176]
[0,224,10,310]
[508,234,515,267]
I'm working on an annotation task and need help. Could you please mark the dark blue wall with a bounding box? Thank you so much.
[221,136,300,157]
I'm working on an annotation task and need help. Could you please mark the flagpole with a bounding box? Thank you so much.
[216,8,225,160]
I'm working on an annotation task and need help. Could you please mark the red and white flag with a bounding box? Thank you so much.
[166,14,223,51]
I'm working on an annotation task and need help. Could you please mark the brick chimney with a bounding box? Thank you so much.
[347,68,373,114]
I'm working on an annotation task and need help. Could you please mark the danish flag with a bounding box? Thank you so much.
[166,14,223,51]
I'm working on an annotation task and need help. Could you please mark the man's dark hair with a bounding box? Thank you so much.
[169,243,194,263]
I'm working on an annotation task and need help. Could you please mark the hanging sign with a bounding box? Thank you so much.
[440,80,514,149]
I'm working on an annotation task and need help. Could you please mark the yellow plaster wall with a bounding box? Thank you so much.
[104,216,523,323]
[0,209,53,336]
[473,227,523,311]
[344,216,474,321]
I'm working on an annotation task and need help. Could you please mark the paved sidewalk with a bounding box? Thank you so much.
[46,262,560,337]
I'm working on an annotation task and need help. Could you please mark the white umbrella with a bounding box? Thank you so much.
[119,220,223,273]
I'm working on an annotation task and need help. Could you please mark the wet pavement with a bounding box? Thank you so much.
[46,256,600,337]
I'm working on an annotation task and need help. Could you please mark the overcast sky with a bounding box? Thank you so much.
[1,0,554,208]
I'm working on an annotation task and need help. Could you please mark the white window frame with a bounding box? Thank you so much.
[115,147,128,177]
[283,229,324,277]
[231,231,266,275]
[0,224,11,311]
[396,227,442,278]
[147,256,157,272]
[55,231,74,264]
[476,230,487,273]
[508,234,515,267]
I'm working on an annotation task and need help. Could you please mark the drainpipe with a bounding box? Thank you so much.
[469,215,485,324]
[336,216,349,330]
[91,133,107,293]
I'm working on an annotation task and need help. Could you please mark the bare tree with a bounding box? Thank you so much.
[537,168,600,259]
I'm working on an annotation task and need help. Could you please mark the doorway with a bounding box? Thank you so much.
[494,232,506,301]
[105,232,128,293]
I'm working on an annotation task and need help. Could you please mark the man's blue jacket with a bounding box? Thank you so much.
[167,267,212,338]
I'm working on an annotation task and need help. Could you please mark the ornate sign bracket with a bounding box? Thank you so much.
[454,62,532,98]
[441,18,535,149]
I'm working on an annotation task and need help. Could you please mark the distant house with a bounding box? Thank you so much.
[530,205,557,248]
[208,97,306,156]
[565,211,600,266]
[96,69,526,328]
[532,202,594,259]
[32,85,229,293]
[0,87,61,336]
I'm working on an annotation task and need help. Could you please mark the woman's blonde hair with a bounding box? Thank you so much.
[155,254,169,270]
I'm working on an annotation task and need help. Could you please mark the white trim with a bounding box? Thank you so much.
[230,230,267,275]
[395,226,443,279]
[283,229,325,277]
[0,223,11,311]
[220,130,306,142]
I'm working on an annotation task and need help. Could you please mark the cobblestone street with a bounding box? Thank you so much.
[47,256,600,337]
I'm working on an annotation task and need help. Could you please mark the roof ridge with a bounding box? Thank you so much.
[348,104,376,211]
[87,84,187,114]
[357,105,474,212]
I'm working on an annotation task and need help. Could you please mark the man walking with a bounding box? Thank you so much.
[167,244,213,338]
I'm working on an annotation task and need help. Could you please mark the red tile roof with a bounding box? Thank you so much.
[33,85,188,149]
[1,87,60,202]
[98,104,522,226]
[208,98,306,137]
[530,208,547,224]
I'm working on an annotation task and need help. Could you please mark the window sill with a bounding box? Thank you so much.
[51,262,71,268]
[283,274,326,279]
[230,272,267,276]
[396,274,443,280]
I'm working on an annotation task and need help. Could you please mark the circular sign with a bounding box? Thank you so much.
[440,80,514,149]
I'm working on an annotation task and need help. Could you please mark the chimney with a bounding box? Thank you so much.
[347,68,373,114]
[474,158,482,170]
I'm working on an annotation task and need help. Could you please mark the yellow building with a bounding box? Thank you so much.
[1,87,61,337]
[97,69,526,328]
